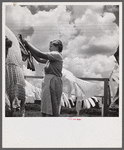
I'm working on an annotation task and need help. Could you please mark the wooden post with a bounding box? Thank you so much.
[102,79,109,116]
[108,83,111,106]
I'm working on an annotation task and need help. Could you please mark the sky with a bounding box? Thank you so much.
[5,3,120,92]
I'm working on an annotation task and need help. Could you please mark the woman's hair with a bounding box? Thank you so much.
[50,40,63,52]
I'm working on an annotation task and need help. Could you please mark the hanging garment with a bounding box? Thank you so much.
[18,35,35,71]
[5,26,26,109]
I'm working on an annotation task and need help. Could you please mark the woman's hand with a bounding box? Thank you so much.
[18,35,48,60]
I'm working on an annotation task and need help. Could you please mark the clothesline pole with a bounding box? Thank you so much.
[101,78,109,117]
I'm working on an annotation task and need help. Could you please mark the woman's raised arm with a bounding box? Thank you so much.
[24,41,48,60]
[19,34,48,60]
[31,51,47,64]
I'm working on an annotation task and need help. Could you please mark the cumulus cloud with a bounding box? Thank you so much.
[67,5,104,21]
[104,5,119,13]
[63,7,119,61]
[21,5,58,14]
[26,5,75,51]
[5,4,119,80]
[6,5,34,35]
[104,5,119,26]
[63,55,115,78]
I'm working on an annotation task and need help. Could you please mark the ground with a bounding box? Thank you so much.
[10,103,119,117]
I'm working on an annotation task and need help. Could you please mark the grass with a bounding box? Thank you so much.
[11,103,119,117]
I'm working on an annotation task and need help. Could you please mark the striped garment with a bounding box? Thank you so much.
[5,26,26,109]
[6,63,25,108]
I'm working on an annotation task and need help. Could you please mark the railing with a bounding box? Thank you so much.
[24,76,110,117]
[79,78,110,117]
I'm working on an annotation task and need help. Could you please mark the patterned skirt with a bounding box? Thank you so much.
[50,76,62,116]
[41,74,62,116]
[6,64,25,107]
